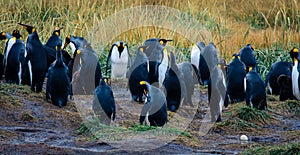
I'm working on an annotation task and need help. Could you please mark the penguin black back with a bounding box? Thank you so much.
[163,52,182,112]
[46,45,70,108]
[226,54,247,103]
[238,44,257,72]
[45,27,63,50]
[127,46,149,102]
[92,78,116,124]
[245,68,267,110]
[265,61,292,95]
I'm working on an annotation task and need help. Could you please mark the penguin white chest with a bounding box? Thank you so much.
[110,46,129,78]
[292,63,300,100]
[191,45,200,70]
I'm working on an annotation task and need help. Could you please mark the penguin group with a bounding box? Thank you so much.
[1,23,299,127]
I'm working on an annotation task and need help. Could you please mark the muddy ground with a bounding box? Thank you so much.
[0,79,299,154]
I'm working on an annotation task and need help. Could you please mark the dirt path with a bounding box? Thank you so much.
[0,80,299,154]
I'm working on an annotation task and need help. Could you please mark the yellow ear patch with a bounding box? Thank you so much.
[218,64,221,68]
[249,67,253,71]
[294,48,299,53]
[77,50,81,54]
[192,44,197,47]
[55,32,59,36]
[104,78,108,83]
[139,47,144,52]
[117,43,120,47]
[163,48,167,53]
[140,81,146,85]
[32,28,35,33]
[56,46,58,51]
[1,32,5,36]
[159,40,164,45]
[67,35,71,39]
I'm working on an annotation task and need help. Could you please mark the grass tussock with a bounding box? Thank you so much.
[76,116,193,141]
[211,104,272,133]
[242,142,300,155]
[278,100,300,115]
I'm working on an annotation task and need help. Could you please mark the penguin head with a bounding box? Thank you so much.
[18,23,35,34]
[53,27,63,36]
[0,32,7,40]
[63,35,71,49]
[246,44,254,51]
[196,41,206,51]
[140,81,151,103]
[112,41,127,58]
[12,30,22,39]
[159,39,173,46]
[290,47,300,64]
[100,77,111,86]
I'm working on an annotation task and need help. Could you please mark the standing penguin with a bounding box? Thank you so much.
[203,43,228,122]
[245,67,267,110]
[290,48,300,100]
[127,46,149,102]
[226,54,247,103]
[92,78,116,125]
[177,62,197,106]
[63,35,102,95]
[45,27,71,65]
[190,42,205,70]
[106,41,130,78]
[143,38,172,85]
[46,45,71,108]
[0,32,13,80]
[4,30,26,84]
[139,81,167,127]
[238,44,257,72]
[163,52,187,112]
[265,61,292,95]
[158,48,168,87]
[18,23,48,92]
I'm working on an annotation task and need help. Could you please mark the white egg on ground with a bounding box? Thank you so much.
[240,134,248,141]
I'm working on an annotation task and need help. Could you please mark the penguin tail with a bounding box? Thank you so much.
[57,100,63,108]
[170,104,177,112]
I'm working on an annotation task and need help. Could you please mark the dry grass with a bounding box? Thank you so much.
[0,0,299,61]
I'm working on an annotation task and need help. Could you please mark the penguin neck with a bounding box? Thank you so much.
[162,52,168,65]
[54,50,64,67]
[29,31,42,44]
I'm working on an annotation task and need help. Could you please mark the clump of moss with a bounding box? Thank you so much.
[280,100,300,115]
[211,118,260,134]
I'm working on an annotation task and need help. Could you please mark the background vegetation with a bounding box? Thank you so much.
[0,0,299,78]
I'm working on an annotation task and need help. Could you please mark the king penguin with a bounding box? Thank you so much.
[46,45,71,108]
[63,35,102,95]
[163,52,187,112]
[0,32,12,80]
[238,44,257,72]
[226,54,247,103]
[290,47,300,100]
[265,61,292,95]
[18,23,49,92]
[106,41,130,78]
[143,38,172,85]
[139,81,167,127]
[127,46,149,102]
[190,42,205,70]
[45,27,71,65]
[203,42,228,122]
[158,48,168,87]
[4,30,26,84]
[245,67,267,110]
[92,78,116,125]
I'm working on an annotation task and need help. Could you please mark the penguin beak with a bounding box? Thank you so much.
[18,23,35,34]
[63,35,71,49]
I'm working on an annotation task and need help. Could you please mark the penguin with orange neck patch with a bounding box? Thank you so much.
[139,81,167,127]
[245,67,267,110]
[290,47,300,100]
[3,30,25,84]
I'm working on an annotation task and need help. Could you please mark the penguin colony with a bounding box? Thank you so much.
[1,23,299,127]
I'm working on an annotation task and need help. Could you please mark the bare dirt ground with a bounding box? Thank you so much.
[0,79,299,154]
